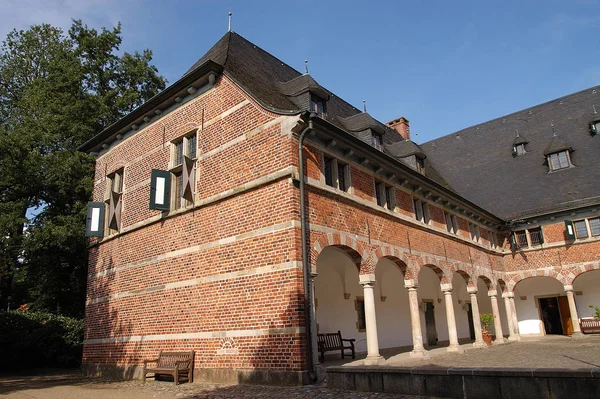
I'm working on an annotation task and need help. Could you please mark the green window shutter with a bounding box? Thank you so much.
[86,202,105,237]
[150,169,171,210]
[564,220,575,240]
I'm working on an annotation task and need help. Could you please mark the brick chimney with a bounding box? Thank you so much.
[386,117,410,140]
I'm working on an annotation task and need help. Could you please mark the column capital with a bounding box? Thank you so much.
[440,283,453,292]
[359,273,376,286]
[467,287,478,295]
[488,290,498,297]
[563,284,574,292]
[404,279,418,289]
[502,292,514,299]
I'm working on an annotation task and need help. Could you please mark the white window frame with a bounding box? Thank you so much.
[105,168,124,234]
[547,150,571,171]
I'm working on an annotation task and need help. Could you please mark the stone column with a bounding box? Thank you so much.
[488,290,506,344]
[405,280,429,359]
[502,292,517,341]
[467,288,487,348]
[509,295,521,338]
[502,292,521,341]
[360,274,383,365]
[564,285,583,337]
[441,284,463,353]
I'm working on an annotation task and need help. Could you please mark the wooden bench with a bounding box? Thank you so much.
[317,330,355,363]
[142,350,195,385]
[580,318,600,334]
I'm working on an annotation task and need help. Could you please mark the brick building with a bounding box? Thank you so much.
[80,32,600,384]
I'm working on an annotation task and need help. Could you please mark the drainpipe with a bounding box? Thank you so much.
[298,113,316,382]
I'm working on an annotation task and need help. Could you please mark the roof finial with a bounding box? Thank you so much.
[516,128,520,138]
[551,122,556,137]
[415,132,419,144]
[304,60,308,74]
[363,100,367,112]
[228,11,232,32]
[594,104,597,114]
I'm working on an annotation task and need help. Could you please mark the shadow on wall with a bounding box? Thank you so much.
[82,255,141,381]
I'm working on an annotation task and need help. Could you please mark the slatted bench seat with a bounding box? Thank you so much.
[317,330,355,363]
[580,318,600,334]
[142,350,195,385]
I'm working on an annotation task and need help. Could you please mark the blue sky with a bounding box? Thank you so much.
[1,0,600,143]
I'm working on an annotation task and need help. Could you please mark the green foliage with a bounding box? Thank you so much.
[0,20,166,316]
[480,313,494,331]
[0,310,84,370]
[589,305,600,319]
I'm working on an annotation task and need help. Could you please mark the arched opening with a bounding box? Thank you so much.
[452,271,473,342]
[417,265,447,348]
[313,245,364,359]
[514,276,571,336]
[573,269,600,319]
[374,257,410,352]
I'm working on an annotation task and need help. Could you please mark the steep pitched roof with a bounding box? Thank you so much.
[420,86,600,220]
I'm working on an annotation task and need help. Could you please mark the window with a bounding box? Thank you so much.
[574,220,589,239]
[468,222,481,242]
[548,151,571,171]
[170,132,197,209]
[355,297,366,332]
[416,157,425,174]
[371,133,383,151]
[310,94,325,117]
[444,211,458,234]
[529,227,544,246]
[514,230,528,248]
[514,143,526,156]
[105,169,124,234]
[489,231,498,249]
[323,155,350,192]
[413,198,430,224]
[375,181,395,210]
[590,218,600,237]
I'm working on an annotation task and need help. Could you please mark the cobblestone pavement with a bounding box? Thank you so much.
[0,373,438,399]
[386,335,600,369]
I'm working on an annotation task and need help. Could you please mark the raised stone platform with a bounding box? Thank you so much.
[326,365,600,399]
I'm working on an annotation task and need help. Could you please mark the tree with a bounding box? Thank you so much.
[0,21,166,316]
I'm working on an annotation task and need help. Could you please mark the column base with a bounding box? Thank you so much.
[363,355,384,366]
[571,331,584,339]
[409,349,430,359]
[446,344,464,353]
[472,340,488,349]
[507,335,521,342]
[492,337,508,345]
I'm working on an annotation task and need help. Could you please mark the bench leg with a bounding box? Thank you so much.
[174,370,179,386]
[319,350,324,363]
[341,349,345,360]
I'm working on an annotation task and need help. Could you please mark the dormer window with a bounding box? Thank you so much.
[310,94,325,117]
[548,150,571,171]
[416,157,425,174]
[371,133,383,151]
[514,143,526,156]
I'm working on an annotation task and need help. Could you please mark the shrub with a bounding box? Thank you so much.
[480,313,494,332]
[590,305,600,319]
[0,310,84,371]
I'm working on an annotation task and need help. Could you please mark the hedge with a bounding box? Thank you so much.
[0,310,84,370]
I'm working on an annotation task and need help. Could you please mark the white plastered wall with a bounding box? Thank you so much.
[513,276,565,335]
[314,247,367,353]
[417,267,449,344]
[573,270,600,319]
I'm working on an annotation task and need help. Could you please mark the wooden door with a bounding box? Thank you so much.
[558,296,573,335]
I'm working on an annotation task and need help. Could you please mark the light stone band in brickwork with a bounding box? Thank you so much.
[83,326,304,345]
[86,260,302,305]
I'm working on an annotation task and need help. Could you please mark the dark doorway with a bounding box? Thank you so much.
[467,303,475,340]
[424,301,438,346]
[539,297,564,335]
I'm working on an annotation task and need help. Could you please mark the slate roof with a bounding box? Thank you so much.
[185,32,451,187]
[420,86,600,220]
